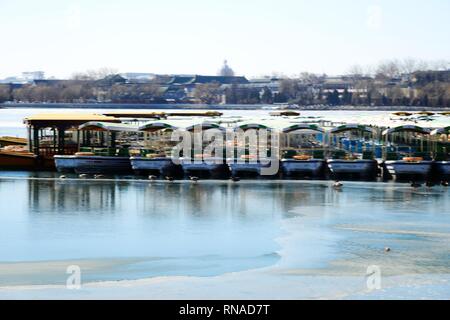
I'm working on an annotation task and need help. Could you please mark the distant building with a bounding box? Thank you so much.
[95,74,127,87]
[120,73,155,83]
[192,75,248,85]
[0,77,26,84]
[0,72,44,84]
[412,70,450,85]
[246,77,281,94]
[322,76,353,91]
[22,71,45,81]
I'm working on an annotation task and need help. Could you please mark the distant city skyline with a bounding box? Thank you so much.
[1,0,449,79]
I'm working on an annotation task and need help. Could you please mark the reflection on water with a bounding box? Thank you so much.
[28,180,118,213]
[26,178,336,219]
[0,176,449,286]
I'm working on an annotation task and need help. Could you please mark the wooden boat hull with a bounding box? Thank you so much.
[327,159,378,176]
[281,159,325,176]
[130,157,180,175]
[0,151,37,169]
[55,155,132,174]
[385,160,433,178]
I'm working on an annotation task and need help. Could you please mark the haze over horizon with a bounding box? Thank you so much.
[1,0,449,79]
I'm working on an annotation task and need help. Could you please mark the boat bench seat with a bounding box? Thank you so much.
[117,148,130,157]
[413,152,432,161]
[434,153,449,161]
[94,148,116,156]
[312,150,324,159]
[385,152,400,161]
[362,151,374,160]
[332,150,347,160]
[140,149,158,157]
[282,150,297,159]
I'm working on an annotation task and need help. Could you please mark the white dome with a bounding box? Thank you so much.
[218,60,235,77]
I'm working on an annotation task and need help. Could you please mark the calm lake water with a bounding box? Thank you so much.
[0,107,449,299]
[0,174,449,298]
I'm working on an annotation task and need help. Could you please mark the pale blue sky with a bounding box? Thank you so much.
[1,0,449,79]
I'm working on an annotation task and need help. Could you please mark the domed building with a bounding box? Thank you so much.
[218,60,235,77]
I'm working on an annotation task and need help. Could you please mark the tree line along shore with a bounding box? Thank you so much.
[1,64,449,108]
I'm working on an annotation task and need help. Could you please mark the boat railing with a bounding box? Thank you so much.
[38,146,79,157]
[382,145,434,161]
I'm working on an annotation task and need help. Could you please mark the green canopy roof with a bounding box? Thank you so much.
[139,121,179,132]
[234,123,272,131]
[330,124,376,134]
[382,125,431,136]
[78,122,139,132]
[185,122,226,132]
[282,124,325,133]
[430,126,450,135]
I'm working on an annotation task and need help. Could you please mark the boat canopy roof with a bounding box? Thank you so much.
[24,113,120,128]
[329,124,376,134]
[78,122,139,132]
[0,136,28,145]
[392,112,413,116]
[101,111,165,119]
[234,122,273,131]
[185,121,226,132]
[139,121,179,132]
[270,110,301,117]
[282,124,325,133]
[101,110,223,119]
[166,111,223,117]
[382,125,431,136]
[416,111,435,116]
[430,126,450,135]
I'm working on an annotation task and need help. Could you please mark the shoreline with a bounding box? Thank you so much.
[2,102,450,111]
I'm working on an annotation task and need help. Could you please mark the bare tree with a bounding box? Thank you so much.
[71,67,119,80]
[298,72,320,84]
[0,85,11,102]
[375,59,402,79]
[401,58,429,74]
[346,65,364,78]
[429,59,450,71]
[194,82,222,104]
